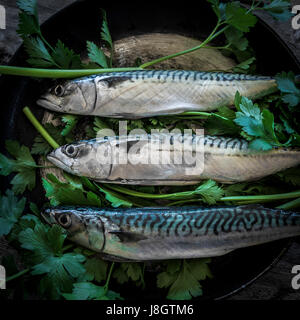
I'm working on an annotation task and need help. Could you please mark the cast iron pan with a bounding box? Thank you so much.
[0,0,299,300]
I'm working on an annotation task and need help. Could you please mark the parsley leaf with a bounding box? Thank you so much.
[52,40,82,69]
[204,106,240,136]
[29,202,39,215]
[225,2,257,33]
[93,117,112,136]
[224,27,248,51]
[17,0,83,70]
[87,41,109,68]
[208,2,257,68]
[234,95,281,150]
[24,37,57,68]
[157,259,212,300]
[100,9,113,49]
[86,10,113,68]
[63,282,123,300]
[31,123,65,155]
[233,57,256,73]
[97,185,133,208]
[101,9,113,67]
[276,167,300,187]
[17,0,37,16]
[0,140,37,194]
[17,0,40,40]
[18,223,86,299]
[105,181,224,205]
[275,72,300,109]
[113,262,145,287]
[193,180,224,204]
[224,182,280,197]
[8,212,41,242]
[17,11,39,37]
[0,152,15,176]
[207,0,226,21]
[0,189,26,237]
[61,115,79,136]
[262,0,292,21]
[43,173,101,207]
[79,256,108,283]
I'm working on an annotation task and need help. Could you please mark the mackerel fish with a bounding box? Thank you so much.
[47,134,300,185]
[37,70,277,119]
[42,205,300,261]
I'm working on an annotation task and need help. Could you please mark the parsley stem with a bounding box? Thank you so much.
[175,111,229,121]
[96,184,146,207]
[160,111,212,120]
[105,184,196,200]
[62,244,74,252]
[140,22,229,68]
[166,199,201,206]
[250,0,263,11]
[167,191,300,207]
[202,45,233,52]
[38,32,56,54]
[106,185,300,205]
[174,116,208,120]
[141,263,146,289]
[23,107,60,149]
[81,177,99,193]
[0,66,142,78]
[276,198,300,210]
[6,268,30,282]
[221,190,300,202]
[104,262,115,293]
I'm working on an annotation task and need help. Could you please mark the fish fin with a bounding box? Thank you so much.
[99,252,141,262]
[126,140,149,153]
[112,113,144,119]
[109,230,148,243]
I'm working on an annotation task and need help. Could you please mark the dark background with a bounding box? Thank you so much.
[0,0,300,300]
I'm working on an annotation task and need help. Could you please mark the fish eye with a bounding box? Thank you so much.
[54,85,65,97]
[64,145,78,158]
[57,213,72,228]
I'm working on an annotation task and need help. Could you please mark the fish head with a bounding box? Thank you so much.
[37,79,96,114]
[42,207,83,232]
[42,207,106,252]
[47,140,112,180]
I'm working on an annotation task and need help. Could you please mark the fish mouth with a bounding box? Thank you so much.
[41,208,53,225]
[36,98,62,112]
[47,154,72,172]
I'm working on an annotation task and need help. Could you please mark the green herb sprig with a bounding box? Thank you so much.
[1,0,298,301]
[0,0,292,78]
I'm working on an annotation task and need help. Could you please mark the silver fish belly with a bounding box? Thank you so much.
[42,205,300,261]
[47,134,300,185]
[37,70,277,118]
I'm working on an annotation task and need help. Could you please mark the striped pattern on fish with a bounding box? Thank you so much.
[42,205,300,261]
[37,70,278,118]
[47,134,300,185]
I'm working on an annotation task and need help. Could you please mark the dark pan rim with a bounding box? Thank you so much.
[0,0,298,300]
[214,241,291,300]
